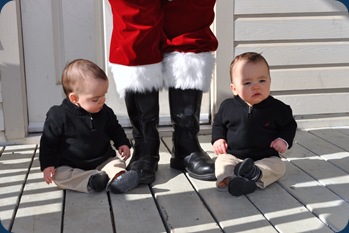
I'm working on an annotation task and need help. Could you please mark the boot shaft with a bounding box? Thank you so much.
[169,88,204,158]
[125,90,160,140]
[125,90,160,160]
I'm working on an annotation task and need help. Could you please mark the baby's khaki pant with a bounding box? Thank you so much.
[54,157,126,193]
[215,154,286,189]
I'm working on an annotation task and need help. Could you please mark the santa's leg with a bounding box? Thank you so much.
[108,0,163,184]
[163,0,218,181]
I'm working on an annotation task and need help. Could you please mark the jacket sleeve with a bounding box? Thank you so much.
[277,105,297,148]
[106,107,132,149]
[39,108,62,171]
[211,101,228,145]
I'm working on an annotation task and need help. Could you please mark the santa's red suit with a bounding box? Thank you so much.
[108,0,218,184]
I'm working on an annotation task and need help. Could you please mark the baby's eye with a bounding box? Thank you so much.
[243,82,251,86]
[91,99,99,103]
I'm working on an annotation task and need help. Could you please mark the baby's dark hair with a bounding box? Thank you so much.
[229,52,270,83]
[61,59,108,97]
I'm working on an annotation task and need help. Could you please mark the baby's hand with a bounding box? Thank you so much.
[118,145,131,160]
[270,138,288,154]
[43,166,55,184]
[213,139,228,155]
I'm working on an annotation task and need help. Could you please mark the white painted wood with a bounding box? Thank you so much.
[214,0,349,129]
[11,155,63,233]
[234,0,348,15]
[337,128,349,136]
[248,184,333,233]
[192,136,278,233]
[282,148,349,232]
[275,93,349,116]
[21,0,67,132]
[235,42,349,67]
[3,128,349,232]
[110,185,166,233]
[235,16,349,41]
[270,67,349,91]
[309,128,349,152]
[319,151,349,173]
[64,191,113,233]
[296,117,349,130]
[0,145,37,230]
[213,0,235,114]
[293,130,346,155]
[288,132,349,203]
[199,135,336,232]
[20,0,210,132]
[0,1,27,139]
[0,106,4,131]
[302,129,349,178]
[151,141,220,232]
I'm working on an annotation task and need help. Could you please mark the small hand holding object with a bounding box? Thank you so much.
[43,166,55,184]
[118,145,131,160]
[213,139,228,155]
[270,138,287,154]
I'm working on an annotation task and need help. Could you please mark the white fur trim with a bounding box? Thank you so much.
[163,52,215,92]
[109,62,164,98]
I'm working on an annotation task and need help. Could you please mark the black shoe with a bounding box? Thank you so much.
[228,177,257,196]
[109,170,140,194]
[88,173,109,192]
[171,151,215,181]
[170,152,216,181]
[128,158,158,184]
[234,158,261,182]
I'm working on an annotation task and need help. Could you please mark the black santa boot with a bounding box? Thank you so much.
[169,88,215,181]
[125,90,160,184]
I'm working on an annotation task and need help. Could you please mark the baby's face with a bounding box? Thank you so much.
[75,78,109,113]
[230,60,271,106]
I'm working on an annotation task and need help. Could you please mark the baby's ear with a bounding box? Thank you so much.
[230,83,237,96]
[68,93,79,103]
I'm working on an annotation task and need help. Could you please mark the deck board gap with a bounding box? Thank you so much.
[61,190,66,233]
[149,184,171,233]
[187,173,225,232]
[8,145,38,232]
[107,192,117,233]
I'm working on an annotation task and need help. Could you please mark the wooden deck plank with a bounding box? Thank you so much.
[291,131,349,203]
[3,128,349,233]
[192,135,278,233]
[308,129,349,173]
[153,141,221,232]
[110,184,166,233]
[0,145,37,231]
[248,183,333,233]
[198,134,335,233]
[11,154,63,233]
[63,191,113,233]
[294,130,346,155]
[280,156,349,232]
[309,129,349,152]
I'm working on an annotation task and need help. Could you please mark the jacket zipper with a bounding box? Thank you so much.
[89,114,95,130]
[248,106,253,119]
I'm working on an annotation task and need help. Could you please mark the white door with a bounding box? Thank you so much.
[22,0,210,133]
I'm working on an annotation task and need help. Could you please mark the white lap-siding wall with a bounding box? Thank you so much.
[215,0,349,129]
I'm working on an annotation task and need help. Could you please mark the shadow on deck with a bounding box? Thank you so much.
[1,128,349,233]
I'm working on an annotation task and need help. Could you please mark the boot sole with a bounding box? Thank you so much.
[139,175,156,185]
[228,177,257,196]
[170,151,216,181]
[186,169,216,181]
[171,158,216,181]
